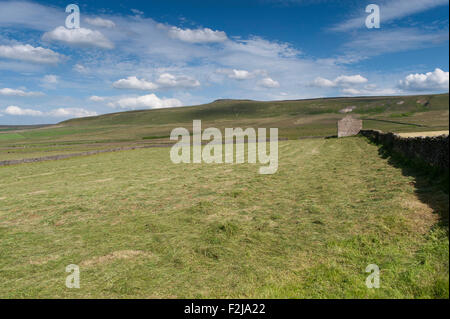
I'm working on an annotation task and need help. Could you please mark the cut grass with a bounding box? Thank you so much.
[396,131,449,138]
[0,137,447,298]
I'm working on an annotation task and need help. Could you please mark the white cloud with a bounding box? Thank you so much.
[0,88,44,97]
[230,69,251,80]
[341,87,399,96]
[48,108,98,117]
[334,75,368,86]
[1,105,97,118]
[113,76,158,90]
[156,73,200,88]
[89,95,107,102]
[0,1,64,32]
[340,88,361,95]
[85,17,116,28]
[73,64,90,74]
[107,94,182,109]
[341,28,449,62]
[332,0,449,31]
[113,74,200,90]
[131,9,144,16]
[42,74,59,84]
[398,68,449,91]
[312,74,368,88]
[217,69,253,80]
[216,68,271,83]
[312,77,335,88]
[226,37,300,58]
[40,74,59,89]
[168,27,228,43]
[0,44,62,64]
[3,105,43,116]
[310,74,396,96]
[42,26,114,49]
[258,77,280,88]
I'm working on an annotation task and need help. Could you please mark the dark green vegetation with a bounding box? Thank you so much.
[0,93,448,161]
[0,138,448,298]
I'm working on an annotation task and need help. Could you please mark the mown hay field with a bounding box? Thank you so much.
[0,137,448,298]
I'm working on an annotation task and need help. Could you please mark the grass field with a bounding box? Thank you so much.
[0,137,448,298]
[397,131,449,138]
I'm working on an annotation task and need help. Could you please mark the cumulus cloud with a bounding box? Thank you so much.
[107,94,182,109]
[113,74,200,90]
[310,74,391,96]
[156,73,200,88]
[85,17,116,28]
[41,74,59,89]
[42,26,114,49]
[168,27,227,43]
[217,69,253,80]
[0,88,44,97]
[113,76,158,90]
[230,69,251,80]
[398,68,449,91]
[3,105,43,116]
[42,74,59,84]
[258,77,280,88]
[1,105,97,118]
[340,86,399,96]
[47,108,98,117]
[89,95,107,102]
[312,74,368,88]
[0,44,62,64]
[335,75,368,86]
[312,77,335,88]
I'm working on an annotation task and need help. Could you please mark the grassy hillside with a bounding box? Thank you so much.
[0,93,448,161]
[61,94,449,127]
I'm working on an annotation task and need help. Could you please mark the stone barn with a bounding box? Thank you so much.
[337,115,362,138]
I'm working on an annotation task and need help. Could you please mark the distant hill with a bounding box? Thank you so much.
[1,93,448,146]
[61,93,448,127]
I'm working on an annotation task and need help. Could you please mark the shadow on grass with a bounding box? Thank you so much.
[377,145,449,232]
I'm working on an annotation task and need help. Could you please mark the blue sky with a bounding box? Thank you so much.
[0,0,448,124]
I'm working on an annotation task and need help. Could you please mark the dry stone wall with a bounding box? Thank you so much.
[360,130,449,170]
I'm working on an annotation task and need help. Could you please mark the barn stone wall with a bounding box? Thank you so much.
[338,116,363,138]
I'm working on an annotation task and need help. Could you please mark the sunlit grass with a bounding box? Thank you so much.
[0,138,447,298]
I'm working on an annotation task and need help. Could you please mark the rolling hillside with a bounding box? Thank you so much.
[0,93,448,161]
[61,93,449,128]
